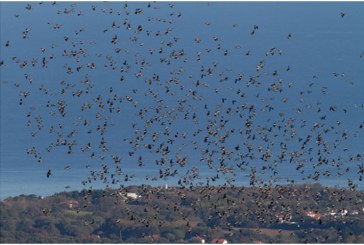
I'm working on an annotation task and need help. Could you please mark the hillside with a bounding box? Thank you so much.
[1,184,364,243]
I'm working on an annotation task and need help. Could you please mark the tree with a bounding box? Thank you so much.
[172,228,186,241]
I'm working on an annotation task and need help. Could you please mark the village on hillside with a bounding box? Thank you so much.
[2,184,364,243]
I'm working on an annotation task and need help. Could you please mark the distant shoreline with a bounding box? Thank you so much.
[2,181,363,201]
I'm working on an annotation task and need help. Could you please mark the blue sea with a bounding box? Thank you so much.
[1,2,364,200]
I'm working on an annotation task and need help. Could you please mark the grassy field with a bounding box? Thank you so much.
[249,228,298,242]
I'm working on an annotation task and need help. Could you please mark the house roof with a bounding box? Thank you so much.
[212,238,227,243]
[193,236,205,241]
[62,200,79,205]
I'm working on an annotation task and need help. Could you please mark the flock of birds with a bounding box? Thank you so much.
[1,2,364,233]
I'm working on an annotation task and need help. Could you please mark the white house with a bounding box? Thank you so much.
[340,209,348,216]
[126,192,141,199]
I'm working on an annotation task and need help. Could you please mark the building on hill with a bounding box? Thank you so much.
[339,209,348,217]
[211,238,228,244]
[126,192,141,199]
[61,200,79,209]
[329,210,338,216]
[143,234,160,240]
[117,191,141,200]
[190,236,205,244]
[305,211,321,220]
[276,213,292,223]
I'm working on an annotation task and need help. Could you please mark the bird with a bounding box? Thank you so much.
[47,169,52,178]
[1,3,363,239]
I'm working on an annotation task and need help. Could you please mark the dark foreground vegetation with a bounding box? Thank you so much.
[1,183,364,243]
